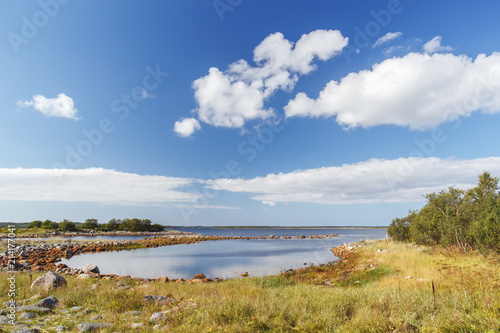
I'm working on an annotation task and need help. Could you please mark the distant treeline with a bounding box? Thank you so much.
[24,218,165,232]
[388,172,500,253]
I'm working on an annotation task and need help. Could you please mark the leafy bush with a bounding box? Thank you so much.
[388,172,500,253]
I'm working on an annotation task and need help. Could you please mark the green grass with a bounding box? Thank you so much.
[1,240,499,332]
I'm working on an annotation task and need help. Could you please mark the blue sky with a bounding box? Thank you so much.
[1,0,500,226]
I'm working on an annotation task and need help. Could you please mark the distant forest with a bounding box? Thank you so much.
[388,172,500,253]
[2,218,165,232]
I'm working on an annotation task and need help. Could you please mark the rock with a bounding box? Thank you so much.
[404,276,413,279]
[82,263,100,275]
[30,272,67,291]
[70,306,83,312]
[15,306,51,313]
[149,312,166,322]
[152,324,161,330]
[76,322,113,333]
[156,276,169,283]
[131,323,144,329]
[90,284,98,291]
[11,329,40,333]
[193,273,205,279]
[240,272,249,277]
[77,274,93,280]
[90,315,102,321]
[0,315,8,324]
[35,296,59,309]
[19,312,36,320]
[142,295,176,305]
[27,294,41,301]
[393,323,419,332]
[126,311,142,316]
[55,326,67,332]
[82,309,91,315]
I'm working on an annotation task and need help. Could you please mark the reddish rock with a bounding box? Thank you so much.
[194,273,205,279]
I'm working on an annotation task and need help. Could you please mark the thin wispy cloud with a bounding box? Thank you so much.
[17,93,80,120]
[423,36,453,54]
[373,32,402,48]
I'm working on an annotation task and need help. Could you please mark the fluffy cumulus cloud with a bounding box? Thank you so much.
[373,31,402,48]
[285,51,500,129]
[176,29,348,136]
[0,168,198,205]
[174,118,201,137]
[17,93,80,120]
[423,36,452,54]
[206,157,500,205]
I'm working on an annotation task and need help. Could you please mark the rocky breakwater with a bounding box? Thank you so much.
[1,233,340,278]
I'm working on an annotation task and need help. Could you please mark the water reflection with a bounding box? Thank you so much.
[59,228,386,279]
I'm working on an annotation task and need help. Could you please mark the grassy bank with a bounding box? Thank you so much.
[1,240,499,332]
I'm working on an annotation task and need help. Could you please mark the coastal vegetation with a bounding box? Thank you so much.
[2,218,166,234]
[388,172,500,253]
[1,240,499,332]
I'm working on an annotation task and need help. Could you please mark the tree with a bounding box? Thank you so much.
[81,218,99,230]
[41,220,59,230]
[60,220,77,232]
[27,220,42,229]
[106,218,121,231]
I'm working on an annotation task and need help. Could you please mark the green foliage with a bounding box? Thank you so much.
[41,219,59,230]
[59,219,78,232]
[27,220,42,229]
[388,172,500,253]
[81,218,99,230]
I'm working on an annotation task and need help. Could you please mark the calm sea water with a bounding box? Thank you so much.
[59,228,386,279]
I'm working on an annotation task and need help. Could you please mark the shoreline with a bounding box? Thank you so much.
[1,233,340,281]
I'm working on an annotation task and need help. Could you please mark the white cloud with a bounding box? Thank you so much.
[0,168,197,205]
[373,32,402,48]
[285,52,500,129]
[423,36,452,54]
[174,118,201,137]
[17,93,80,120]
[206,157,500,205]
[176,30,348,135]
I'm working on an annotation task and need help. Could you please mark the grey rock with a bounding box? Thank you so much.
[77,274,93,280]
[131,323,144,329]
[149,312,166,322]
[142,295,176,305]
[82,263,99,274]
[76,322,112,332]
[19,312,36,320]
[55,326,67,332]
[126,311,142,316]
[15,306,51,314]
[152,324,161,330]
[30,272,67,291]
[70,306,83,312]
[35,296,59,309]
[11,328,40,333]
[90,315,102,320]
[0,315,7,324]
[82,309,91,315]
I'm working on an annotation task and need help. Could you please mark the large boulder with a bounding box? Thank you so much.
[30,272,67,291]
[82,263,99,274]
